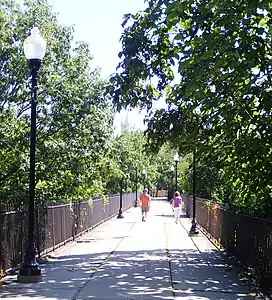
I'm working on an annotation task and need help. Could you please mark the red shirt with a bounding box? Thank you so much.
[140,194,150,206]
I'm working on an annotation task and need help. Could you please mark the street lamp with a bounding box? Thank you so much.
[142,169,146,190]
[174,153,179,191]
[189,148,199,234]
[168,166,175,201]
[134,166,138,207]
[18,27,46,283]
[117,176,125,219]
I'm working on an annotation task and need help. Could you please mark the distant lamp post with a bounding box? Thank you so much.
[134,166,138,207]
[189,148,199,235]
[173,153,179,191]
[170,165,175,191]
[117,176,125,219]
[17,27,46,283]
[142,169,146,190]
[168,166,175,201]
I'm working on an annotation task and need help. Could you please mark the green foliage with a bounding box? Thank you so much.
[0,0,114,206]
[104,129,189,195]
[0,0,192,211]
[2,0,271,219]
[108,0,272,217]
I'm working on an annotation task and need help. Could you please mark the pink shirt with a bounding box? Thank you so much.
[173,196,182,208]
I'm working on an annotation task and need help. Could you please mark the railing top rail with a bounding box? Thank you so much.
[185,194,272,224]
[0,210,27,216]
[47,194,122,208]
[0,193,129,214]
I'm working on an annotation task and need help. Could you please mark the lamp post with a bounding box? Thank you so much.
[189,148,199,234]
[117,177,124,219]
[169,165,174,201]
[174,153,179,192]
[17,27,46,283]
[142,169,146,191]
[134,166,138,207]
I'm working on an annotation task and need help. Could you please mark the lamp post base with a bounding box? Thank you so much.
[189,218,199,235]
[117,209,124,219]
[17,273,42,283]
[17,243,42,283]
[134,199,138,207]
[17,262,42,283]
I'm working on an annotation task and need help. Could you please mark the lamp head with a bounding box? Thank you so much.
[24,27,46,60]
[174,153,180,162]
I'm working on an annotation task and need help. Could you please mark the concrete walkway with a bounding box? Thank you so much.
[0,200,261,299]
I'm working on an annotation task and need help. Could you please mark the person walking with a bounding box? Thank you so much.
[140,188,151,222]
[172,191,183,223]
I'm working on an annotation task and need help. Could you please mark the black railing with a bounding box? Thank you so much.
[0,193,135,273]
[184,195,272,284]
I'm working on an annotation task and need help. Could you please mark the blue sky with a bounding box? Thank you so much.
[47,0,148,133]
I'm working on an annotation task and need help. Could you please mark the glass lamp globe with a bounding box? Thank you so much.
[174,153,180,162]
[170,166,175,172]
[24,27,46,60]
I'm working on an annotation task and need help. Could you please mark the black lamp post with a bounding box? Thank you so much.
[134,166,138,207]
[117,177,124,219]
[168,165,174,201]
[189,148,199,234]
[18,27,46,283]
[174,153,179,192]
[142,169,146,191]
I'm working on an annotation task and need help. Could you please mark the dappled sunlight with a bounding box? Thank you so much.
[170,249,251,295]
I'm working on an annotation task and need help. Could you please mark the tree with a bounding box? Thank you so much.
[0,0,114,207]
[104,130,188,196]
[108,0,272,217]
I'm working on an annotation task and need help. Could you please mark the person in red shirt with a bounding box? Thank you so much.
[140,188,151,222]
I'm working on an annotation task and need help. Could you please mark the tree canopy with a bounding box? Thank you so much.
[1,0,271,218]
[108,0,272,217]
[0,0,114,207]
[0,0,188,209]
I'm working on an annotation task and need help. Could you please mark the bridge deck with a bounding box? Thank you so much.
[1,200,259,299]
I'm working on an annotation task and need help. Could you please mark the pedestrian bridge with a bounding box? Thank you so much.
[2,200,258,299]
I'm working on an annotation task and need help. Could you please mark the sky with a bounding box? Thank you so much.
[47,0,149,134]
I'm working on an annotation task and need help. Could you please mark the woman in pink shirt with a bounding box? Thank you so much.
[172,191,183,223]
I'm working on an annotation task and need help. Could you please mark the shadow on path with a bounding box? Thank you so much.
[155,214,188,219]
[1,248,257,299]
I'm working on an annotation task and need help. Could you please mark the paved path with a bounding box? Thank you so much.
[1,200,261,299]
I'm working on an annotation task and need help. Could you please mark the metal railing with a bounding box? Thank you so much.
[184,195,272,283]
[0,193,135,273]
